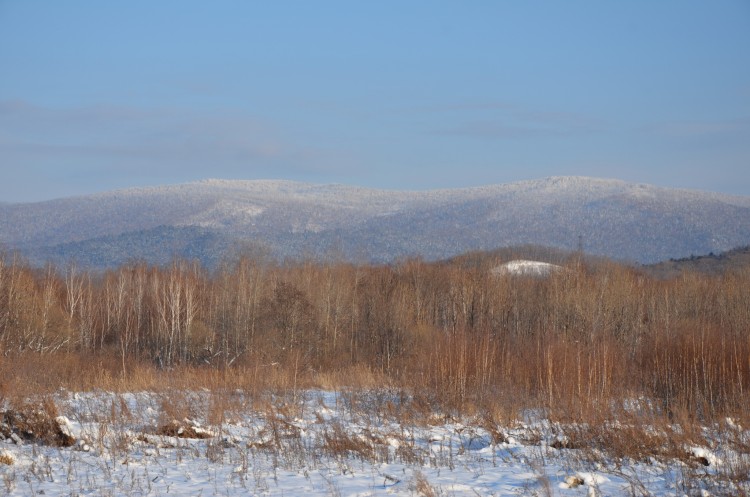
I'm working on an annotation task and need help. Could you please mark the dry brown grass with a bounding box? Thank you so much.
[555,420,698,464]
[313,364,387,390]
[322,422,376,461]
[156,419,213,439]
[412,470,437,497]
[0,397,75,447]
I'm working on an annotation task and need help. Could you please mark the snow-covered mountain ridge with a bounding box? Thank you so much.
[2,176,749,267]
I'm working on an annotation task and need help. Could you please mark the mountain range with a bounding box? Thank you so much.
[1,177,749,268]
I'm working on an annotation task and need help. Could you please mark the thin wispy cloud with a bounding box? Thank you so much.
[425,101,606,140]
[0,99,360,202]
[437,121,562,139]
[0,100,342,176]
[652,118,750,139]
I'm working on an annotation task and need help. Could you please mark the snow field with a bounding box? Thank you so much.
[0,389,747,496]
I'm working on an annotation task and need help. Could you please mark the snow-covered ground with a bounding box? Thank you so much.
[0,390,746,496]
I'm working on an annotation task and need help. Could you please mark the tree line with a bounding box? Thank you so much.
[1,251,748,420]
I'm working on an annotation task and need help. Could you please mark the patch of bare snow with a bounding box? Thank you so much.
[689,446,723,466]
[185,199,266,228]
[491,259,565,277]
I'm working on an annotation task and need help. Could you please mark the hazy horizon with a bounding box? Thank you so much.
[4,174,750,205]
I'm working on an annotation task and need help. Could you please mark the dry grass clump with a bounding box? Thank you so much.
[248,410,302,451]
[0,398,75,447]
[322,422,377,461]
[412,470,437,497]
[478,412,508,445]
[0,450,14,466]
[157,419,213,439]
[553,421,690,463]
[157,391,199,425]
[313,364,387,390]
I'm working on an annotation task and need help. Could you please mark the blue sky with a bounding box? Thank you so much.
[1,1,748,202]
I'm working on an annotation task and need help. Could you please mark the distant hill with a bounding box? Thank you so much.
[1,177,749,268]
[640,245,750,278]
[440,244,582,270]
[26,225,245,269]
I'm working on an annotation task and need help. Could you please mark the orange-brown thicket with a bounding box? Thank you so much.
[0,252,748,423]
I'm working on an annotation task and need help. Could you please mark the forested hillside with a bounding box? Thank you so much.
[3,177,750,267]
